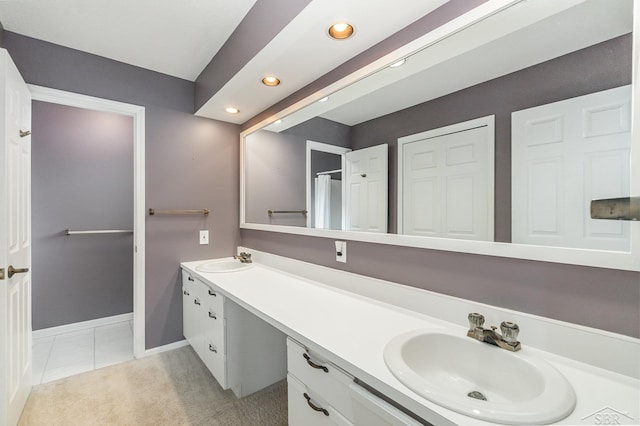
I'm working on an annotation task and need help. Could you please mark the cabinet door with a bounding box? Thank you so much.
[181,272,200,350]
[288,374,353,426]
[202,335,227,389]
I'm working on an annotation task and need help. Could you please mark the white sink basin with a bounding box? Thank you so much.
[384,330,576,425]
[195,259,253,273]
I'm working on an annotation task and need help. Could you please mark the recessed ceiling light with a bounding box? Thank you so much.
[262,76,281,86]
[389,59,406,68]
[274,119,283,124]
[328,22,354,40]
[318,97,329,103]
[225,107,240,114]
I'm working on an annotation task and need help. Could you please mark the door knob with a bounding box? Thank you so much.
[8,265,29,278]
[19,130,31,137]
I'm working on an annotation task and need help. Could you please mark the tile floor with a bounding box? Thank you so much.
[32,320,134,384]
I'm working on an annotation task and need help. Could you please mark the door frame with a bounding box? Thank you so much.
[305,141,351,229]
[28,85,146,358]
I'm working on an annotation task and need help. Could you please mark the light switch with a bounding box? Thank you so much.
[335,241,346,263]
[199,230,209,245]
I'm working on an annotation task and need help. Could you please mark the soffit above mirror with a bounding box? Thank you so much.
[265,0,632,132]
[194,0,450,124]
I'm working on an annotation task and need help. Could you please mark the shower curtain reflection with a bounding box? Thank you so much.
[314,174,332,228]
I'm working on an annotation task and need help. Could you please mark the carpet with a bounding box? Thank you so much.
[18,346,288,426]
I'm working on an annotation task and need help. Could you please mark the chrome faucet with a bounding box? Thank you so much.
[233,252,252,263]
[466,313,521,352]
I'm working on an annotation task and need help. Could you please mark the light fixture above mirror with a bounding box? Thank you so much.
[328,22,355,40]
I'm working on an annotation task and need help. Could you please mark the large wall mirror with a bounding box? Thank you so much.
[241,0,640,271]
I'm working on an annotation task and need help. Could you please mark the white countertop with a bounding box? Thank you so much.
[181,258,640,426]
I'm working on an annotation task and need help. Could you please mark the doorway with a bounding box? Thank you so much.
[28,86,146,380]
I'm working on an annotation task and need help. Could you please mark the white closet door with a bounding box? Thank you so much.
[512,85,631,251]
[345,144,388,233]
[400,117,494,240]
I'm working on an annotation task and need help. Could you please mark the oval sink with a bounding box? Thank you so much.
[195,259,253,273]
[384,330,575,425]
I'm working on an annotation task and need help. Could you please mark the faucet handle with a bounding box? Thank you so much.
[467,313,485,331]
[500,321,520,345]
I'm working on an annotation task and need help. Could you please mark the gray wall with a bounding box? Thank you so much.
[3,31,241,349]
[31,101,133,329]
[245,117,351,226]
[245,130,306,226]
[241,230,640,338]
[351,34,632,239]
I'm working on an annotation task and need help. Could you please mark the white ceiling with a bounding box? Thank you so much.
[0,0,257,81]
[0,0,451,123]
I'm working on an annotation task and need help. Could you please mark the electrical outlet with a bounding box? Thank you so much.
[335,241,346,263]
[199,230,209,245]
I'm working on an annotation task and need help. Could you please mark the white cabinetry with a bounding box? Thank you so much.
[182,269,287,397]
[287,337,354,426]
[287,337,424,426]
[350,383,424,426]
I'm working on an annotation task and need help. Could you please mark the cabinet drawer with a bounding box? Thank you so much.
[203,336,227,389]
[183,270,224,316]
[287,338,354,421]
[201,283,224,314]
[350,383,423,426]
[288,374,353,426]
[203,316,225,354]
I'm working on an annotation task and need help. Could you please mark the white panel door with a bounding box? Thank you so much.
[345,144,388,233]
[0,49,32,426]
[399,116,494,240]
[512,85,631,250]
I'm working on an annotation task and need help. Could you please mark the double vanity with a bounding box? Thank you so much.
[181,252,639,425]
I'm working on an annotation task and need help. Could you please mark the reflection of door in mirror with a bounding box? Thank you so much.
[345,144,389,233]
[398,116,495,241]
[512,85,631,251]
[306,141,350,230]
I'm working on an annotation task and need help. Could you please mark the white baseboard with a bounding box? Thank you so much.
[33,313,133,340]
[144,339,189,357]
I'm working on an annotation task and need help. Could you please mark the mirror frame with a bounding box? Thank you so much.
[240,0,640,272]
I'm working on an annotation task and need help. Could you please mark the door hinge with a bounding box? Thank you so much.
[0,268,4,280]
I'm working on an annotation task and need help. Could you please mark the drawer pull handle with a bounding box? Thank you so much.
[183,290,189,296]
[208,311,217,320]
[303,353,328,373]
[208,289,217,297]
[209,344,217,353]
[194,298,201,305]
[188,276,194,281]
[303,393,329,416]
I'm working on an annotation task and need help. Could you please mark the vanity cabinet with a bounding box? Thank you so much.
[181,270,227,386]
[287,337,425,426]
[287,337,355,426]
[181,269,287,397]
